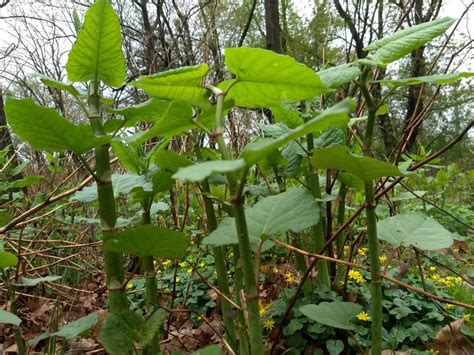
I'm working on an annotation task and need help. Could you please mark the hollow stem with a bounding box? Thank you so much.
[201,178,238,350]
[306,132,330,287]
[211,88,263,354]
[88,80,128,313]
[360,68,382,354]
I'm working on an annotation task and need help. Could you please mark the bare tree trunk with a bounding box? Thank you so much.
[264,0,282,53]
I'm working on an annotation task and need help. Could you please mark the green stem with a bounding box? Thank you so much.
[360,68,382,354]
[293,234,313,296]
[212,90,263,354]
[141,198,158,312]
[201,179,238,350]
[336,182,348,256]
[306,132,330,287]
[4,275,25,355]
[88,80,128,314]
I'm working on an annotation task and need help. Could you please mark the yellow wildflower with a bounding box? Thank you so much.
[453,248,459,253]
[285,272,295,284]
[153,260,157,266]
[273,266,280,274]
[430,274,441,282]
[263,318,275,330]
[357,311,371,321]
[199,262,206,268]
[441,278,453,287]
[463,313,471,322]
[429,266,436,272]
[176,277,181,283]
[357,247,368,256]
[259,301,271,316]
[162,260,172,266]
[126,282,134,290]
[445,303,454,309]
[379,255,387,263]
[179,262,186,268]
[428,349,439,355]
[348,270,364,283]
[186,268,193,273]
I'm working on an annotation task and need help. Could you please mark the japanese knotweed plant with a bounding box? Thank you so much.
[3,0,472,353]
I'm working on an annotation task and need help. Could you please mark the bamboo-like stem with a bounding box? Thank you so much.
[306,132,330,287]
[360,68,382,355]
[201,179,238,350]
[88,80,128,313]
[141,197,160,354]
[336,182,348,256]
[141,198,158,312]
[211,89,263,354]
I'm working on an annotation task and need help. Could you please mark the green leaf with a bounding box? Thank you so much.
[0,210,13,227]
[131,65,209,108]
[19,276,62,286]
[377,212,454,250]
[103,225,188,258]
[173,159,246,182]
[139,309,166,348]
[53,312,99,339]
[300,301,362,330]
[0,251,18,269]
[5,98,108,154]
[192,344,221,355]
[326,339,344,355]
[98,314,136,355]
[314,127,345,150]
[376,72,474,87]
[271,106,304,128]
[337,172,364,191]
[241,99,354,166]
[222,47,328,108]
[108,99,193,128]
[7,175,44,189]
[204,188,319,247]
[365,17,455,64]
[0,310,21,326]
[66,0,125,87]
[111,142,146,174]
[375,104,388,116]
[37,74,82,97]
[72,172,153,202]
[318,64,361,88]
[311,145,406,181]
[153,150,193,173]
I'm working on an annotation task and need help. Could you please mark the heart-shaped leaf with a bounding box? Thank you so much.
[241,99,354,166]
[131,64,209,108]
[173,159,246,182]
[300,301,362,330]
[103,225,188,258]
[377,213,454,250]
[5,98,109,154]
[222,47,328,108]
[204,188,319,247]
[311,145,406,181]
